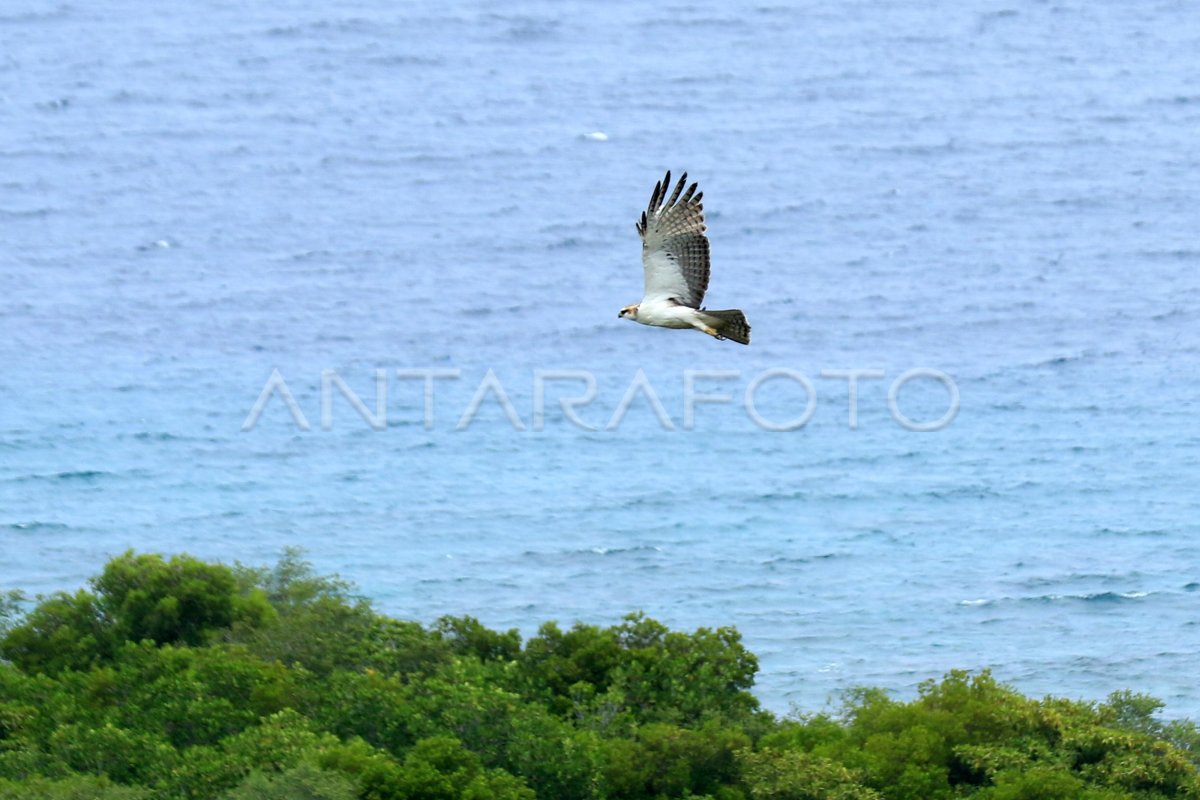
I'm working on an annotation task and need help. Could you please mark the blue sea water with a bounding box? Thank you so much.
[2,0,1200,716]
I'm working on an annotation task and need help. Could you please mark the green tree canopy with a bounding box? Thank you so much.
[1,551,1197,800]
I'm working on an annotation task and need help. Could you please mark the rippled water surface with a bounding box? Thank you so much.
[2,0,1199,715]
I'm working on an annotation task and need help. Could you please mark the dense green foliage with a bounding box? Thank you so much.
[0,550,1196,799]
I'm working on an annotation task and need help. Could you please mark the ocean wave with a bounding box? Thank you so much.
[1139,249,1200,261]
[960,591,1153,608]
[6,521,69,532]
[1051,591,1151,603]
[0,5,73,24]
[19,470,110,482]
[762,553,844,567]
[517,544,666,561]
[585,545,665,557]
[0,207,55,219]
[127,432,194,443]
[1014,571,1147,589]
[923,485,1004,501]
[1094,527,1170,538]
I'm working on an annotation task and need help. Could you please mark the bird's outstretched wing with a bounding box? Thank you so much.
[635,170,710,309]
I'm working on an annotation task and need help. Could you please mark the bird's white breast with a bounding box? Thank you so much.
[636,297,700,329]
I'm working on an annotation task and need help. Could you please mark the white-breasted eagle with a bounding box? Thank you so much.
[618,171,751,345]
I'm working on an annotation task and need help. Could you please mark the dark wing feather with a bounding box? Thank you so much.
[636,170,711,308]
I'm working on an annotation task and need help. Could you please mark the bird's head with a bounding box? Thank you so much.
[618,304,639,321]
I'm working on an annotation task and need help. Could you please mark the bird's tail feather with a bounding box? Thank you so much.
[700,309,751,345]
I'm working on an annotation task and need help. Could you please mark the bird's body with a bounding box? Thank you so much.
[631,298,703,329]
[619,171,750,345]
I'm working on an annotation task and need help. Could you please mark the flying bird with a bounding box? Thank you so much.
[619,171,751,345]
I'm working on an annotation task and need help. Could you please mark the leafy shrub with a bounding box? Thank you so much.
[224,761,358,800]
